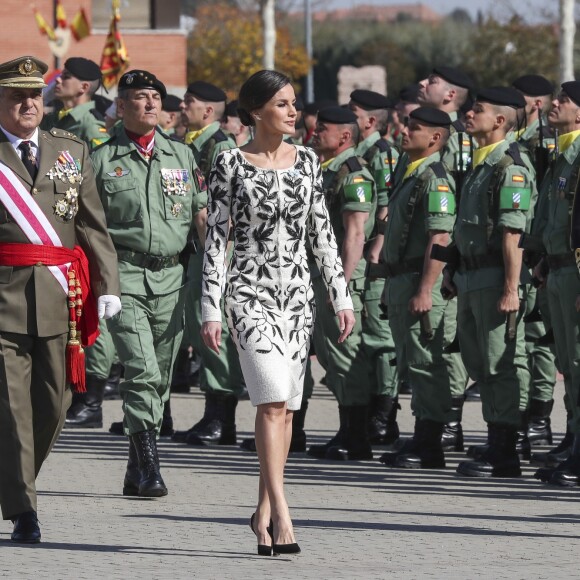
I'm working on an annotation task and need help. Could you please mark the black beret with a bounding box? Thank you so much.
[118,69,167,99]
[304,99,336,116]
[162,94,182,112]
[186,80,226,102]
[399,84,421,104]
[64,57,101,82]
[317,106,358,124]
[350,89,393,110]
[477,87,526,108]
[295,95,304,111]
[512,75,554,97]
[409,107,452,127]
[561,81,580,106]
[432,66,474,90]
[224,99,239,118]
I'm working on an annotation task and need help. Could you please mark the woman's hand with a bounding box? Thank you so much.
[337,309,355,343]
[201,321,222,353]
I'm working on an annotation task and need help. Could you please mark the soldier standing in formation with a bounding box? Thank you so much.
[306,106,377,461]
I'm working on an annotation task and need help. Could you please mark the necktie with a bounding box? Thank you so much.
[18,141,38,181]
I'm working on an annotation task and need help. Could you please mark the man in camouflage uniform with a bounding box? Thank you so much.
[306,106,377,461]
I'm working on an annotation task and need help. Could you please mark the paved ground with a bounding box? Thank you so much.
[1,360,578,579]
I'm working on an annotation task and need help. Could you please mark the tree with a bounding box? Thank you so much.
[560,0,576,82]
[187,3,310,97]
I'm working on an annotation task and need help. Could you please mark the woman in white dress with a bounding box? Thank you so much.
[201,70,354,556]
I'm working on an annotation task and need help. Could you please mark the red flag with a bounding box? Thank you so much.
[70,9,91,41]
[100,0,130,89]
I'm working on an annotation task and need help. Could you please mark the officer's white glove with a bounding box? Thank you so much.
[97,295,122,319]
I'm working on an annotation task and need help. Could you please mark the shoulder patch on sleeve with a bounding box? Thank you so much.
[428,191,456,214]
[344,180,373,203]
[375,168,392,188]
[499,186,531,210]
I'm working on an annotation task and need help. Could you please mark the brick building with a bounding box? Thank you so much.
[0,0,187,92]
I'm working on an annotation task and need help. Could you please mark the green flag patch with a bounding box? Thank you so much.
[375,168,392,189]
[499,186,531,210]
[344,180,373,203]
[428,191,456,214]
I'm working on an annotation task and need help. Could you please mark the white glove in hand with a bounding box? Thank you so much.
[97,295,122,319]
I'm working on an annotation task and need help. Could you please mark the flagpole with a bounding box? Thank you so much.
[52,0,60,70]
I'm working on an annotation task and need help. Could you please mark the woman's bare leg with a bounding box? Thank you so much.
[255,402,296,545]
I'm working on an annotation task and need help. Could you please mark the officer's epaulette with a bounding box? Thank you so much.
[373,138,392,153]
[92,133,117,151]
[49,128,82,142]
[345,156,363,172]
[90,108,105,122]
[213,129,230,143]
[428,161,447,179]
[506,141,526,168]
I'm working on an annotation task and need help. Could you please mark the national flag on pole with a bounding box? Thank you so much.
[55,0,67,28]
[100,0,130,89]
[33,8,57,41]
[70,9,91,41]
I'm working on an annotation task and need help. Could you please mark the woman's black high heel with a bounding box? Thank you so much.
[272,524,301,555]
[250,513,273,556]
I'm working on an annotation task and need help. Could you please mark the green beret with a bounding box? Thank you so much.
[64,57,101,82]
[561,81,580,106]
[512,75,554,97]
[349,89,393,110]
[162,94,182,112]
[432,66,473,90]
[477,87,526,108]
[409,107,452,127]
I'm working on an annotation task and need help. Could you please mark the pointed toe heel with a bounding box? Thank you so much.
[250,513,273,556]
[273,542,301,555]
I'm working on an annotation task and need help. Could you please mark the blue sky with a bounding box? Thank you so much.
[322,0,559,22]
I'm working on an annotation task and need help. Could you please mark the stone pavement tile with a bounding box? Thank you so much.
[0,363,578,578]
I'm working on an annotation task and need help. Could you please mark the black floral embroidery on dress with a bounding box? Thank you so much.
[202,147,351,367]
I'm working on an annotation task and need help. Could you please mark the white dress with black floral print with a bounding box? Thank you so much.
[201,146,352,409]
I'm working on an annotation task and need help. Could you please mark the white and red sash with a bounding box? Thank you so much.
[0,160,69,294]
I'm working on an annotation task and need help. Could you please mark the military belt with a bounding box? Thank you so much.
[116,248,181,272]
[459,254,504,271]
[547,252,576,271]
[366,257,423,278]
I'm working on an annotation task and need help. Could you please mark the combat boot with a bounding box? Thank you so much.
[464,381,481,401]
[65,375,106,428]
[441,396,465,452]
[325,405,373,461]
[531,421,573,468]
[515,411,531,460]
[380,418,445,469]
[122,438,140,496]
[466,424,490,459]
[307,405,348,459]
[160,399,174,437]
[546,434,580,487]
[527,399,554,446]
[103,362,124,400]
[131,429,168,497]
[456,423,521,478]
[368,395,400,446]
[172,393,217,443]
[186,394,237,445]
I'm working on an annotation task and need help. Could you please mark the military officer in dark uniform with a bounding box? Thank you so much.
[0,56,120,543]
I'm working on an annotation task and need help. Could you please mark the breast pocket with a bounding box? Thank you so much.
[102,178,142,225]
[163,193,192,222]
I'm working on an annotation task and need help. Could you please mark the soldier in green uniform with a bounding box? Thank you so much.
[511,75,558,448]
[379,107,465,468]
[159,94,183,139]
[348,89,400,445]
[45,57,109,150]
[172,81,244,446]
[445,88,535,478]
[393,84,421,148]
[418,66,474,443]
[532,81,580,486]
[221,99,251,147]
[306,106,377,461]
[92,70,207,497]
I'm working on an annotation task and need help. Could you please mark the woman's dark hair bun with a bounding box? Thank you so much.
[238,69,292,125]
[237,107,255,127]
